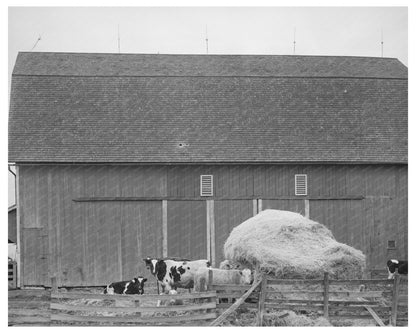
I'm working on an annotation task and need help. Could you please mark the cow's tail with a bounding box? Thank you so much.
[103,286,108,294]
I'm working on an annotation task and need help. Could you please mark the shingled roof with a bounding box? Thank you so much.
[9,52,408,164]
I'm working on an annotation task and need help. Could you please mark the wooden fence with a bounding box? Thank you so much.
[9,274,408,327]
[208,273,408,327]
[50,290,217,326]
[9,289,51,326]
[8,261,17,289]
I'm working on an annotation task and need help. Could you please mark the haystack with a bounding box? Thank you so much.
[224,209,365,279]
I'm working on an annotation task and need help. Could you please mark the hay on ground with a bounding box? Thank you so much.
[264,310,332,326]
[224,209,365,279]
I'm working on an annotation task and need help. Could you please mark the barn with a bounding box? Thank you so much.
[8,52,407,288]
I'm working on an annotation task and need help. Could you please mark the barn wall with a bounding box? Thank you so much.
[18,165,166,286]
[8,209,17,243]
[17,163,407,286]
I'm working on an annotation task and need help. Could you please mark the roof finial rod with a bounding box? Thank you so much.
[293,27,296,55]
[31,34,41,51]
[205,25,209,54]
[118,24,121,53]
[381,28,384,57]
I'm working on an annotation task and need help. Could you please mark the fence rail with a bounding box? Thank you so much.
[208,272,407,327]
[263,273,406,326]
[50,290,217,326]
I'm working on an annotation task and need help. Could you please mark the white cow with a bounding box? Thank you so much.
[193,267,252,292]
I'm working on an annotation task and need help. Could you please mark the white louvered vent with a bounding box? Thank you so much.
[200,175,213,197]
[295,174,307,196]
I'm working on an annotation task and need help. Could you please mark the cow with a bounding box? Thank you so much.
[143,257,211,292]
[103,276,147,295]
[387,259,408,279]
[193,267,252,292]
[194,267,253,304]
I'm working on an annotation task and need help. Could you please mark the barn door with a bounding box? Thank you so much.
[22,228,48,286]
[213,200,254,266]
[167,200,207,260]
[59,201,163,286]
[309,199,367,264]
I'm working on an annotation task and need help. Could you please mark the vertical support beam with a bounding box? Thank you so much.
[391,273,401,326]
[206,200,211,264]
[304,199,310,219]
[323,272,329,318]
[15,166,22,288]
[253,199,258,216]
[207,268,213,291]
[258,199,263,213]
[257,276,267,326]
[207,200,215,267]
[162,200,168,258]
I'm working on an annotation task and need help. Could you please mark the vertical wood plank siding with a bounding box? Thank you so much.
[17,164,407,286]
[213,200,253,265]
[167,200,207,259]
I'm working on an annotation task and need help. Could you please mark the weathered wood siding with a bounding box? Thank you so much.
[214,200,253,265]
[19,165,165,286]
[8,209,17,243]
[17,164,407,286]
[167,200,207,259]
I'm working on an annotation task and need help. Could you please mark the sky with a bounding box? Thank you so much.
[6,6,409,206]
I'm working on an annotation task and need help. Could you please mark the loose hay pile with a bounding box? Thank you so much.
[224,209,365,279]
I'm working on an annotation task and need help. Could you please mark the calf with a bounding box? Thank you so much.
[103,276,147,295]
[144,257,210,292]
[387,259,408,279]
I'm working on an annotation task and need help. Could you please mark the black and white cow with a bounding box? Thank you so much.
[387,259,408,279]
[144,257,211,292]
[103,276,147,294]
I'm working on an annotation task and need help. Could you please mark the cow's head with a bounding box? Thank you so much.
[387,259,399,279]
[240,269,252,284]
[144,257,159,275]
[132,276,147,294]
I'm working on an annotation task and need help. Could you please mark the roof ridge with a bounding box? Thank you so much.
[17,51,400,60]
[11,74,408,80]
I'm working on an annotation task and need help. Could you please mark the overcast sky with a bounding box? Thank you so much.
[7,6,408,206]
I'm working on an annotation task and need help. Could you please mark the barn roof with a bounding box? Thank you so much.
[9,52,407,164]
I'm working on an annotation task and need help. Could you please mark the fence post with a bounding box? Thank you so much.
[257,276,267,326]
[207,269,213,291]
[391,273,401,326]
[323,272,329,318]
[51,276,58,293]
